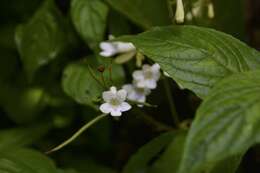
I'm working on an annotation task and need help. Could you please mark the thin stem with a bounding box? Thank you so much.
[163,77,180,126]
[100,73,108,89]
[88,65,106,89]
[132,108,174,131]
[127,100,158,108]
[167,0,175,23]
[109,58,114,84]
[46,114,108,154]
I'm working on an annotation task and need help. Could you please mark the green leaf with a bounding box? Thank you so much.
[71,0,109,50]
[15,0,71,79]
[123,131,176,173]
[149,131,187,173]
[61,157,115,173]
[178,70,260,173]
[62,56,124,108]
[105,0,171,29]
[0,86,46,124]
[120,25,260,98]
[0,123,51,150]
[0,148,58,173]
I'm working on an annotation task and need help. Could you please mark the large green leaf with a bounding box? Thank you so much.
[178,70,260,173]
[15,0,71,79]
[105,0,171,29]
[71,0,109,50]
[0,148,58,173]
[123,131,178,173]
[120,25,260,98]
[0,123,51,150]
[62,56,124,108]
[150,131,242,173]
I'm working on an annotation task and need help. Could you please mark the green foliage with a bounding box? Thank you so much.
[0,123,51,150]
[105,0,171,29]
[120,25,260,98]
[71,0,109,50]
[178,70,260,173]
[62,56,124,108]
[123,131,176,173]
[15,0,73,79]
[0,148,61,173]
[1,0,260,172]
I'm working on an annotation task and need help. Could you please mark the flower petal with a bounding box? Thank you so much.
[146,80,157,89]
[110,110,122,116]
[110,86,117,94]
[99,42,117,57]
[117,89,127,101]
[116,42,136,53]
[119,102,132,112]
[123,84,134,93]
[102,91,115,102]
[133,70,144,80]
[152,63,160,71]
[100,103,112,114]
[100,51,115,57]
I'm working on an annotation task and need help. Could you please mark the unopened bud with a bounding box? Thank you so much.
[208,2,215,19]
[175,0,185,24]
[97,65,105,73]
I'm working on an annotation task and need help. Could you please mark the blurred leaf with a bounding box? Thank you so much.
[149,131,187,173]
[178,70,260,173]
[0,147,59,173]
[120,26,260,98]
[105,0,171,29]
[71,0,109,50]
[15,0,72,80]
[62,157,115,173]
[0,0,42,23]
[108,10,131,36]
[0,86,46,124]
[213,0,246,40]
[0,123,51,150]
[123,131,177,173]
[62,56,124,108]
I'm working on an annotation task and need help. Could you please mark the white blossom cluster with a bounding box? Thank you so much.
[98,41,161,116]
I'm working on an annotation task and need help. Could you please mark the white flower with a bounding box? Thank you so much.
[100,86,131,116]
[99,41,136,57]
[133,64,161,89]
[123,84,151,106]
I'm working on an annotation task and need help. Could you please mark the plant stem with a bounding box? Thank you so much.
[132,108,174,131]
[88,65,106,89]
[127,100,158,108]
[46,114,108,154]
[163,77,180,126]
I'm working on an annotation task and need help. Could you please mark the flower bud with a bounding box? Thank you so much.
[208,2,215,19]
[97,65,105,73]
[175,0,185,24]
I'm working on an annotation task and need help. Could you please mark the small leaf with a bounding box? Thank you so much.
[105,0,171,29]
[178,70,260,173]
[0,148,58,173]
[123,131,177,173]
[120,25,260,98]
[15,0,71,79]
[71,0,109,50]
[62,56,124,108]
[0,123,51,150]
